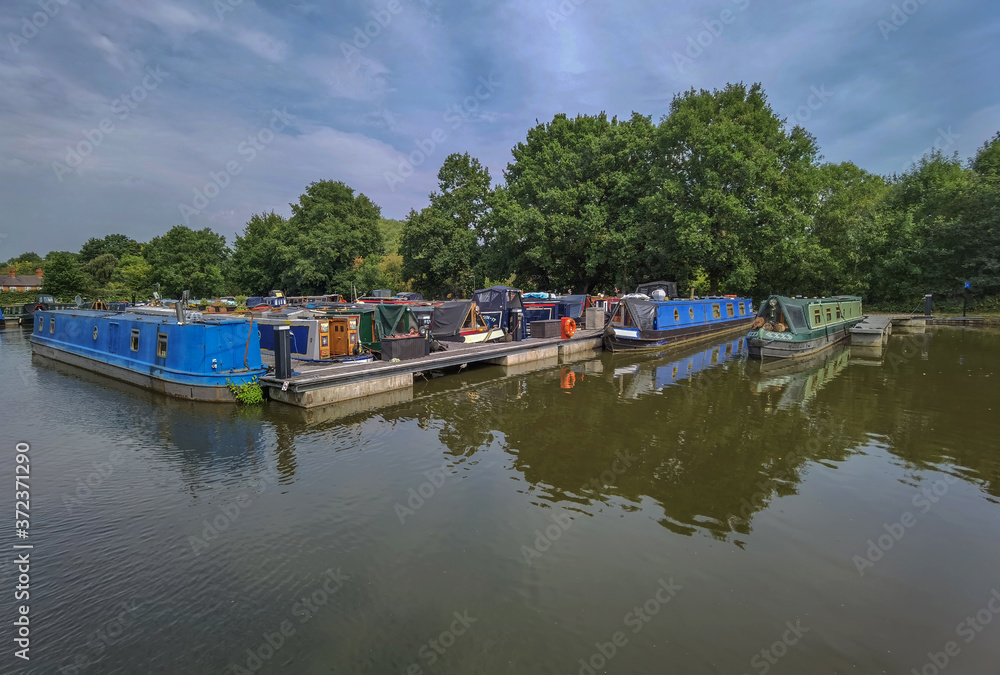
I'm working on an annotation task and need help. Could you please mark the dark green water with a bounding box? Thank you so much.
[1,326,999,674]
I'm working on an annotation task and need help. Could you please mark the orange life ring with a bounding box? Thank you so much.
[561,317,576,339]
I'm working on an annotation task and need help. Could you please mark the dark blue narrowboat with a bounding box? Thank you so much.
[29,308,265,402]
[473,286,526,340]
[604,290,754,352]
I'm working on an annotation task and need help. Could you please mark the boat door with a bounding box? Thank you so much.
[330,318,350,356]
[318,320,331,359]
[108,322,120,353]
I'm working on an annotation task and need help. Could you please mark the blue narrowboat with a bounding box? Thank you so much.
[29,308,265,402]
[604,287,754,352]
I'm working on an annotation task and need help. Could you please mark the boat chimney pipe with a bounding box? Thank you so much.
[176,290,190,325]
[274,326,292,380]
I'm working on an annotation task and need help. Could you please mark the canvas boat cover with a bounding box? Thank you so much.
[635,281,678,299]
[623,298,658,332]
[558,294,589,319]
[374,304,414,339]
[473,286,523,313]
[431,301,474,337]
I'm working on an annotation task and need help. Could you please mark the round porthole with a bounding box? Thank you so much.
[93,326,98,340]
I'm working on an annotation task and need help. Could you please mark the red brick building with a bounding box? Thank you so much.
[1,268,44,291]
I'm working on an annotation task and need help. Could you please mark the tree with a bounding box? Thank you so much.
[78,234,141,263]
[82,253,119,288]
[42,252,85,299]
[486,113,656,293]
[112,254,154,296]
[228,211,286,295]
[143,226,229,298]
[401,153,491,298]
[649,83,820,296]
[278,180,385,295]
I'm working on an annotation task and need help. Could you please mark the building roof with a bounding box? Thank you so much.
[2,275,43,287]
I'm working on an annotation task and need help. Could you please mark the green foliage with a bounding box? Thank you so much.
[143,225,229,298]
[42,251,85,300]
[228,211,286,295]
[484,113,657,294]
[401,153,491,298]
[112,254,154,296]
[226,377,264,405]
[650,83,820,296]
[379,218,405,256]
[79,234,141,263]
[82,253,118,288]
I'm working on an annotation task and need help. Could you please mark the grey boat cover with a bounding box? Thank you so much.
[431,301,474,337]
[623,298,658,332]
[473,286,523,313]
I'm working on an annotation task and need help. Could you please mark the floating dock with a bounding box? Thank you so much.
[849,314,926,351]
[260,330,604,408]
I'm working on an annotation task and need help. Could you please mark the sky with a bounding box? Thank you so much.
[1,0,998,258]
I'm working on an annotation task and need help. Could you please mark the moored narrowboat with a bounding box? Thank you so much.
[604,287,754,352]
[431,301,504,343]
[746,295,863,359]
[29,308,265,402]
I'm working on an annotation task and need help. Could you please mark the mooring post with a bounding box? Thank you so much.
[274,325,292,380]
[924,294,933,317]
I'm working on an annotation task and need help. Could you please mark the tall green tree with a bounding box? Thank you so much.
[649,83,820,296]
[41,252,85,299]
[143,226,229,298]
[279,180,385,295]
[401,153,491,298]
[78,234,141,263]
[486,113,656,293]
[228,211,286,295]
[112,254,154,297]
[82,253,119,288]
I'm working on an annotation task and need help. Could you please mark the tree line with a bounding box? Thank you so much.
[7,82,999,308]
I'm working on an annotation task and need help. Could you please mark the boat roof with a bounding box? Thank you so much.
[765,295,862,307]
[36,308,250,325]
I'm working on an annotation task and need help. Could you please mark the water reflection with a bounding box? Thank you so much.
[747,345,851,409]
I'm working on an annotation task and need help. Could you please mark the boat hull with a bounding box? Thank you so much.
[30,341,258,402]
[603,317,753,352]
[747,326,854,359]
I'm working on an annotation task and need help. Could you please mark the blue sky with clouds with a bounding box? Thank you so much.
[1,0,998,257]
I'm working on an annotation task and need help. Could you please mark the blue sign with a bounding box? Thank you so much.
[965,281,972,289]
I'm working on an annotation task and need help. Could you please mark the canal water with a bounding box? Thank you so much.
[1,326,999,674]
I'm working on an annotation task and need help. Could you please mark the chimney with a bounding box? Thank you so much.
[35,268,43,278]
[8,268,14,278]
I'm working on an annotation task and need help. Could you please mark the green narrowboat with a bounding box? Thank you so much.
[747,295,863,359]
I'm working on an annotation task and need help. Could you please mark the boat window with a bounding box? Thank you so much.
[93,326,98,340]
[813,307,822,325]
[825,307,833,322]
[712,304,721,319]
[726,304,734,318]
[739,303,745,316]
[157,333,168,358]
[674,309,680,322]
[784,305,807,330]
[836,306,842,320]
[38,317,43,332]
[50,318,55,333]
[131,329,140,351]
